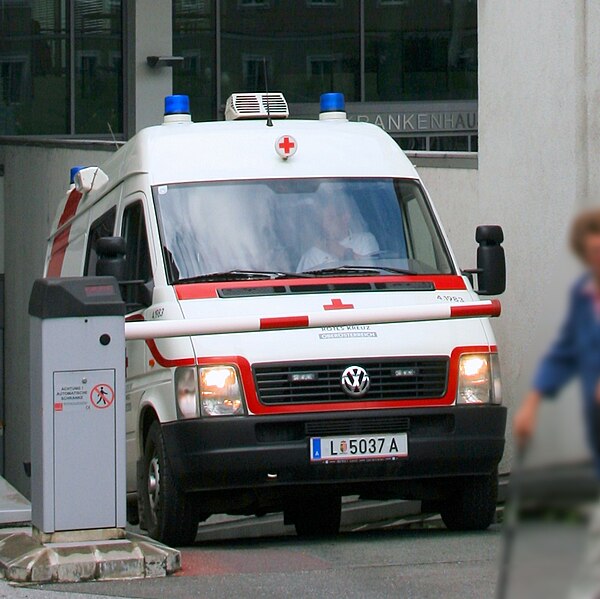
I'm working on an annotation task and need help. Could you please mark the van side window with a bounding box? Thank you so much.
[404,197,437,268]
[84,208,116,276]
[121,202,152,306]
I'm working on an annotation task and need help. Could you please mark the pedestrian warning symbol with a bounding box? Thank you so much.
[90,384,114,409]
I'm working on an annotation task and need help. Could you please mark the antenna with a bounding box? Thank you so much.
[263,57,273,127]
[107,121,119,151]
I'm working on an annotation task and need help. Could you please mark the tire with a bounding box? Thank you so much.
[138,421,199,546]
[440,471,498,531]
[290,494,342,538]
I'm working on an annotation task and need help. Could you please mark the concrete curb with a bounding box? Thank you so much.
[0,529,180,584]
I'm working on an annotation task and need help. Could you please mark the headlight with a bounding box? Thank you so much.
[490,353,502,404]
[457,353,501,405]
[175,367,200,419]
[199,366,244,417]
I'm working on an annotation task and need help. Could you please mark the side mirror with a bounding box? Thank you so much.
[474,225,506,295]
[96,236,127,282]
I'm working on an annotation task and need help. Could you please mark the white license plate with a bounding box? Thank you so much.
[310,433,408,463]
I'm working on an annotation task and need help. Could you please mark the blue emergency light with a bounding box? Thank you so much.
[320,92,345,113]
[69,165,85,185]
[164,95,190,115]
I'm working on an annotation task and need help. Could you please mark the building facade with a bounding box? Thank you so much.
[0,0,597,497]
[2,0,478,148]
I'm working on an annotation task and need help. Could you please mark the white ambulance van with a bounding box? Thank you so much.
[45,92,507,546]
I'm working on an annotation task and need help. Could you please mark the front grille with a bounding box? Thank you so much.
[253,358,449,405]
[305,416,410,437]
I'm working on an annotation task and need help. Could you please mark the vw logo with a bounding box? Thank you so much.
[341,366,371,398]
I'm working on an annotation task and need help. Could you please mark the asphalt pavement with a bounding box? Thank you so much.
[0,504,587,599]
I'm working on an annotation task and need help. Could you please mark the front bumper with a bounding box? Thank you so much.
[161,405,506,493]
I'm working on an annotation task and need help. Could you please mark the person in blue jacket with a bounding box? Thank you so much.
[514,209,600,465]
[514,210,600,599]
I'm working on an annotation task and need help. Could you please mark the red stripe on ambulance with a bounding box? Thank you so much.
[47,189,83,277]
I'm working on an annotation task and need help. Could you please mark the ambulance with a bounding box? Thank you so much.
[45,92,507,546]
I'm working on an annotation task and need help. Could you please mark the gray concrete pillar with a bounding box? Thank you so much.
[124,1,174,137]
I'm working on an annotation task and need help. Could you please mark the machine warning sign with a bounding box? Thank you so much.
[53,370,116,414]
[90,384,114,409]
[54,381,86,411]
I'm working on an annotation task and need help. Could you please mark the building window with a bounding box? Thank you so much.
[239,0,270,7]
[307,54,343,89]
[74,0,123,135]
[308,0,339,6]
[182,52,204,76]
[242,55,272,91]
[0,0,123,136]
[0,59,27,105]
[176,0,478,150]
[365,0,477,102]
[77,52,99,98]
[178,0,210,11]
[172,0,215,123]
[220,0,360,103]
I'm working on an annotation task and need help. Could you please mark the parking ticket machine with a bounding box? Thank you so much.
[29,277,125,536]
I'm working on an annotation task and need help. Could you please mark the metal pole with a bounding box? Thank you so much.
[68,0,75,135]
[496,447,526,599]
[124,299,501,340]
[360,0,365,103]
[215,0,222,119]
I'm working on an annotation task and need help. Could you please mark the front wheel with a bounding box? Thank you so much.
[138,421,199,546]
[440,471,498,531]
[288,494,342,538]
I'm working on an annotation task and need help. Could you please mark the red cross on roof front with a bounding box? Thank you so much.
[275,135,297,160]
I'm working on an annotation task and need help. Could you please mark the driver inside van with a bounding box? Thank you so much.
[297,197,379,272]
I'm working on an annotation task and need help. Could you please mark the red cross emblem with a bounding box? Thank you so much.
[323,298,355,311]
[275,135,297,159]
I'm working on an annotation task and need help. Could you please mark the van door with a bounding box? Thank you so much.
[119,197,154,492]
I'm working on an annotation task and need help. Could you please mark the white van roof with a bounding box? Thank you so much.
[99,118,419,188]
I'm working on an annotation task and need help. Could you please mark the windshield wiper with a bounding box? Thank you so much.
[303,265,417,276]
[176,270,309,284]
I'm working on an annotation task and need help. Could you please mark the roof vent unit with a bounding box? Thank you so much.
[225,93,289,121]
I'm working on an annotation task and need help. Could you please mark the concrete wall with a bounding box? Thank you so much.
[417,166,480,268]
[125,0,173,136]
[473,0,591,469]
[0,143,114,495]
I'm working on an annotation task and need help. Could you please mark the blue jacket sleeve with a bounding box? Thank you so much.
[532,287,579,398]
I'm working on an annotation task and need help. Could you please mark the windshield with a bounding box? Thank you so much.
[153,178,454,283]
